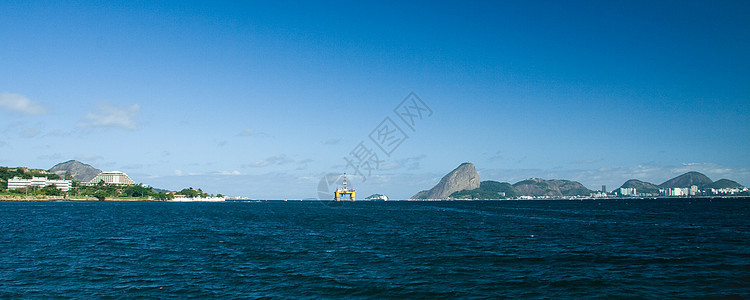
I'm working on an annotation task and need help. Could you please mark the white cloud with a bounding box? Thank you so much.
[483,150,503,161]
[20,127,41,138]
[121,164,144,170]
[78,103,140,130]
[215,170,242,175]
[245,154,294,168]
[0,93,48,115]
[572,157,603,164]
[238,128,255,136]
[296,159,313,170]
[45,129,73,137]
[380,155,427,171]
[38,153,64,161]
[324,138,342,145]
[75,154,104,162]
[237,128,270,137]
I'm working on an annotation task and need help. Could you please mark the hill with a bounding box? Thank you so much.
[618,179,660,195]
[659,171,713,188]
[49,160,102,182]
[450,181,518,199]
[704,179,744,189]
[513,178,592,197]
[1,167,62,189]
[411,163,480,199]
[407,163,747,200]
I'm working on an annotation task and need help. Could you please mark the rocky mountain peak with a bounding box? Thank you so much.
[411,162,480,199]
[49,160,102,182]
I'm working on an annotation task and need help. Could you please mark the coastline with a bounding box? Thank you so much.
[2,195,749,202]
[0,195,228,202]
[1,195,95,201]
[0,195,161,202]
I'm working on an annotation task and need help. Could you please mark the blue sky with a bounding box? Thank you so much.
[2,1,749,199]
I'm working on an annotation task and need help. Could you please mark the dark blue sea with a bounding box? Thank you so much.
[1,199,748,299]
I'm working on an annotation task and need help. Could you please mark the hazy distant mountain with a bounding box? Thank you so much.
[450,180,518,199]
[704,179,744,189]
[411,163,480,199]
[659,171,713,189]
[513,178,592,197]
[408,164,746,200]
[49,160,102,182]
[618,179,660,195]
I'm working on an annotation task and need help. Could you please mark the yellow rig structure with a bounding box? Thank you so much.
[334,174,355,201]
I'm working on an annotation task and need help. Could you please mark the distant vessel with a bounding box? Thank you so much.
[170,196,225,202]
[334,174,355,201]
[366,194,389,201]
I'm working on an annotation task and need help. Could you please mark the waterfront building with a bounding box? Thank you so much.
[87,171,135,185]
[619,187,637,196]
[590,192,609,198]
[660,187,690,196]
[690,185,699,196]
[7,176,72,192]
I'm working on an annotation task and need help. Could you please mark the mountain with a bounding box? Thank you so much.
[411,162,480,199]
[49,160,102,182]
[513,178,592,197]
[704,179,744,189]
[450,180,518,199]
[659,171,713,188]
[618,179,660,195]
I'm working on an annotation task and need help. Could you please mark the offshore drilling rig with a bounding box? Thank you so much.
[334,173,355,201]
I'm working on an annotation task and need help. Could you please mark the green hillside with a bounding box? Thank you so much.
[0,167,61,189]
[450,181,518,199]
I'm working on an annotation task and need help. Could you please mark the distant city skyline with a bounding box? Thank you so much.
[2,1,748,199]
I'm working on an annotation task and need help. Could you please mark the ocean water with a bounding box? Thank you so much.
[0,199,748,299]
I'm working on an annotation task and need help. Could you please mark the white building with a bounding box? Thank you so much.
[661,187,690,196]
[87,171,135,185]
[619,187,637,196]
[7,176,72,192]
[689,185,699,196]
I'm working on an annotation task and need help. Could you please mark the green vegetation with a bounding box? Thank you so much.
[3,185,65,196]
[2,165,220,200]
[450,181,518,200]
[512,179,557,195]
[0,166,61,189]
[69,181,174,200]
[177,187,209,198]
[1,166,63,196]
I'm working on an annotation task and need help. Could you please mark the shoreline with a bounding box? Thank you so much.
[0,195,226,202]
[2,195,749,202]
[0,195,159,202]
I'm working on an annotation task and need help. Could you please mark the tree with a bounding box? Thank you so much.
[179,188,200,198]
[39,185,63,196]
[93,190,108,201]
[122,184,152,198]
